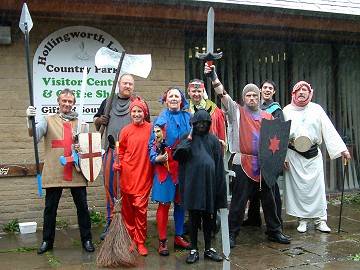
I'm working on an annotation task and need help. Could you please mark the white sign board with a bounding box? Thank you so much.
[33,26,123,122]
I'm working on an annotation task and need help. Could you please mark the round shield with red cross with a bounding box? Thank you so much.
[78,132,102,182]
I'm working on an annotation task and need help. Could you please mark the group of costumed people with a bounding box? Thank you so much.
[93,74,227,262]
[25,62,351,264]
[204,63,351,249]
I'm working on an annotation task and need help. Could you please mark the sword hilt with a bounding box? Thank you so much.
[195,51,223,62]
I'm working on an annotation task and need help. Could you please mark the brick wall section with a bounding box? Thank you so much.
[0,18,185,228]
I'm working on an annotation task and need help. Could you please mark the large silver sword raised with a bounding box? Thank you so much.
[196,7,223,65]
[196,7,223,100]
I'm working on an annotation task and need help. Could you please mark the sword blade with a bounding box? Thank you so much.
[207,7,215,53]
[222,259,231,270]
[220,208,231,259]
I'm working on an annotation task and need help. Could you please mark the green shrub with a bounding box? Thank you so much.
[349,253,360,261]
[343,193,360,205]
[329,192,360,206]
[2,219,19,233]
[89,208,106,226]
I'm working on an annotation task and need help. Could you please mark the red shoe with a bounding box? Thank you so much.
[174,235,190,250]
[137,243,148,256]
[158,239,169,256]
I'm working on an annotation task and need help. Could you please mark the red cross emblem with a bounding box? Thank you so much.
[52,122,74,181]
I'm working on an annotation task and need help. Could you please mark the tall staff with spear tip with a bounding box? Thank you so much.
[19,3,42,197]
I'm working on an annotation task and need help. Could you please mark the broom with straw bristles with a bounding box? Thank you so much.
[97,139,139,268]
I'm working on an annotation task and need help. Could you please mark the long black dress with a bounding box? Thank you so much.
[174,110,227,214]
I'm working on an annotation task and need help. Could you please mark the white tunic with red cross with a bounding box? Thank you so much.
[41,114,86,188]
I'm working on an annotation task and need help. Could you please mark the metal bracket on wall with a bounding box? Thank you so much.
[0,163,44,178]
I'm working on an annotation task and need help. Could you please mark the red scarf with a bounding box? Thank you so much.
[291,81,313,107]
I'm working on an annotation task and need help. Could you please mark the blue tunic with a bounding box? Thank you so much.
[149,109,191,203]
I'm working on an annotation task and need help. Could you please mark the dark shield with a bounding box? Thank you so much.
[259,118,291,187]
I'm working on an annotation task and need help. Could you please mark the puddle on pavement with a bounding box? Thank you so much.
[282,246,307,257]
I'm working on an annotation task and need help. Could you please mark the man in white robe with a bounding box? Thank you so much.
[283,81,351,233]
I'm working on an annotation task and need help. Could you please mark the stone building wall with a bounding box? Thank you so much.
[0,17,185,228]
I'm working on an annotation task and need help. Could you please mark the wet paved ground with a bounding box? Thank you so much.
[1,203,360,269]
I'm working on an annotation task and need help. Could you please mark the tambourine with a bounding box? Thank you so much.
[293,136,312,153]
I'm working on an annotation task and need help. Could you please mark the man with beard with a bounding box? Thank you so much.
[243,80,284,228]
[204,63,291,247]
[283,81,351,233]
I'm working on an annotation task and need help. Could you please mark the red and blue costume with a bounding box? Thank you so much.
[149,109,191,239]
[149,87,191,254]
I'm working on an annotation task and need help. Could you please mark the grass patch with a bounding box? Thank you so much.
[145,238,151,246]
[343,193,360,205]
[71,239,81,247]
[46,253,61,267]
[348,253,360,261]
[56,218,69,230]
[2,219,19,233]
[0,246,37,253]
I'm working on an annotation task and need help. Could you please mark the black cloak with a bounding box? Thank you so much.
[174,109,227,213]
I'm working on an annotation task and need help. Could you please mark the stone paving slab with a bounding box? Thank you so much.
[0,204,359,269]
[313,260,360,269]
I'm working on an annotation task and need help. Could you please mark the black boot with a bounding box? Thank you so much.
[204,248,223,262]
[267,231,291,244]
[186,249,199,264]
[82,240,95,252]
[37,241,53,254]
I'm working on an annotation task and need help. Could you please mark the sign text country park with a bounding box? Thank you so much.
[33,26,123,121]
